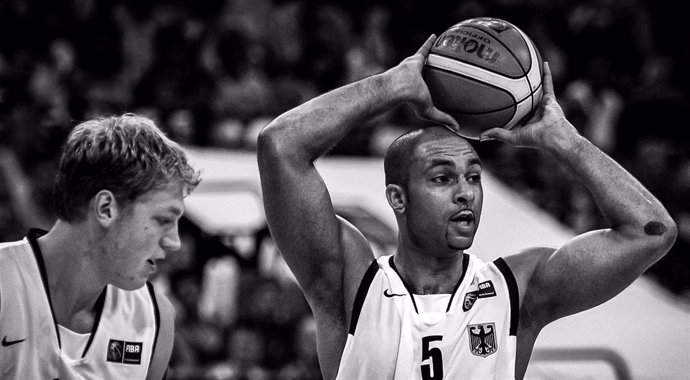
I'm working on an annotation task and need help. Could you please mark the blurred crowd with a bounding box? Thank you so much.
[1,0,689,378]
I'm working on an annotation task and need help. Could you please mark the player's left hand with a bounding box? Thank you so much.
[479,62,579,149]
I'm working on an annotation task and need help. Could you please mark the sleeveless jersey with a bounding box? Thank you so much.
[0,230,163,379]
[336,253,519,380]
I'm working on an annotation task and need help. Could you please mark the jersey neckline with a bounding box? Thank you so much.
[26,228,107,358]
[388,253,470,314]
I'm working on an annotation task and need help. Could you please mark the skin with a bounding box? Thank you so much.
[388,129,483,294]
[37,182,185,334]
[257,35,678,379]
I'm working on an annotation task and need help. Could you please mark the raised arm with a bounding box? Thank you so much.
[256,35,455,297]
[257,35,456,378]
[482,63,677,325]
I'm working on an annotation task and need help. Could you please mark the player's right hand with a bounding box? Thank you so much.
[390,34,459,131]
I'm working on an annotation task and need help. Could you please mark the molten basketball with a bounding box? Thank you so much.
[423,17,544,139]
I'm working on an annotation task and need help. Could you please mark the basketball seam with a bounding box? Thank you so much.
[426,69,517,115]
[463,21,542,123]
[430,51,524,80]
[425,57,532,101]
[446,92,540,116]
[506,81,544,129]
[512,26,542,113]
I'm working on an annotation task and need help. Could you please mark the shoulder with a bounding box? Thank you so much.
[147,283,175,321]
[499,247,557,329]
[0,239,35,286]
[496,247,557,307]
[339,215,378,298]
[0,239,29,259]
[500,247,556,280]
[310,215,375,302]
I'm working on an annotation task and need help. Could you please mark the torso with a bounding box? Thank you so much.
[335,253,520,380]
[0,231,162,380]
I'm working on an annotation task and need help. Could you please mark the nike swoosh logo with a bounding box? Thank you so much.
[383,289,406,298]
[2,336,26,347]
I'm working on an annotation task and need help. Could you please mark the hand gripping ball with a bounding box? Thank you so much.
[423,17,544,139]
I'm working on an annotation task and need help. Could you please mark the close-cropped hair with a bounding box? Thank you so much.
[53,113,201,222]
[384,126,475,188]
[384,128,425,187]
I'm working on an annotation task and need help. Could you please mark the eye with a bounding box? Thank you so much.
[467,173,482,183]
[155,217,173,226]
[431,175,450,184]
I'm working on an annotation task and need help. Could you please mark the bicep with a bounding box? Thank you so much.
[526,228,661,323]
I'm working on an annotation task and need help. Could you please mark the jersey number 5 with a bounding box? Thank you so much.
[421,335,443,380]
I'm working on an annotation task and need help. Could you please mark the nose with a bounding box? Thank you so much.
[453,179,475,204]
[161,223,182,252]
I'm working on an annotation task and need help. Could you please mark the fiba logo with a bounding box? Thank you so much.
[106,339,143,365]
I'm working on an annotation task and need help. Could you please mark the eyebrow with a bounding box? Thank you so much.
[427,158,454,169]
[166,206,184,216]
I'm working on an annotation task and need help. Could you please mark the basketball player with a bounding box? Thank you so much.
[256,35,677,379]
[0,114,200,379]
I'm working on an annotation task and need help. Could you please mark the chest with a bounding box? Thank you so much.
[336,258,518,379]
[0,273,156,379]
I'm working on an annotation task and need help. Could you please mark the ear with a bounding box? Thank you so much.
[385,184,406,214]
[93,190,119,227]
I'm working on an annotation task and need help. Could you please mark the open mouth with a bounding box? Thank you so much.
[451,210,475,225]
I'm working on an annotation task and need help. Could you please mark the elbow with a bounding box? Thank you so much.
[661,216,678,250]
[257,121,281,158]
[256,118,292,165]
[643,214,678,258]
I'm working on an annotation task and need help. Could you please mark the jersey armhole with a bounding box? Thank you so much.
[348,259,379,336]
[493,258,520,336]
[146,282,175,380]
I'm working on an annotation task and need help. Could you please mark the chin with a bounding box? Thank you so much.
[448,238,473,251]
[114,278,148,291]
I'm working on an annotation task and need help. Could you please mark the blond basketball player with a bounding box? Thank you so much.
[256,35,677,379]
[0,114,200,379]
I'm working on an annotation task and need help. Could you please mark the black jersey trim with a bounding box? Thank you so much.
[446,253,470,312]
[494,257,519,336]
[388,256,419,314]
[27,229,62,348]
[348,260,379,335]
[81,287,107,357]
[147,282,162,362]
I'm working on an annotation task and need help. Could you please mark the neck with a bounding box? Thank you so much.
[37,220,107,329]
[393,242,465,294]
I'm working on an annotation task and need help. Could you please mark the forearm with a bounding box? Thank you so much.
[546,126,675,237]
[258,69,409,163]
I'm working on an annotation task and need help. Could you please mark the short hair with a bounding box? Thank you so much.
[384,128,425,187]
[53,114,201,222]
[384,126,477,188]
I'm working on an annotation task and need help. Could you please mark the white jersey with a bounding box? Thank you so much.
[0,230,162,380]
[336,253,519,380]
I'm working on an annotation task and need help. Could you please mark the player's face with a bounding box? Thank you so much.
[404,133,483,253]
[103,182,185,290]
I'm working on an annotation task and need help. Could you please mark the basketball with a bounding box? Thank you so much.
[422,17,544,139]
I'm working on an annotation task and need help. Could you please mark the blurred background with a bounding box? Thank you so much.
[0,0,689,379]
